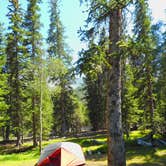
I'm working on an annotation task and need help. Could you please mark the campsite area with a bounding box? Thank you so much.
[0,131,166,166]
[0,0,166,165]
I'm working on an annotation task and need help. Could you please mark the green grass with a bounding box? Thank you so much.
[0,131,165,166]
[127,147,166,166]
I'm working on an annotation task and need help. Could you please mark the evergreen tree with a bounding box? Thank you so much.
[84,75,106,131]
[155,23,166,136]
[121,62,140,138]
[79,1,132,165]
[0,23,9,141]
[77,31,108,131]
[107,7,126,166]
[48,58,76,136]
[24,0,44,147]
[133,0,156,139]
[72,86,89,133]
[6,0,26,146]
[47,0,67,61]
[47,0,75,136]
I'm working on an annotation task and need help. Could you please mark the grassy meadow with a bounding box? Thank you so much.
[0,131,165,166]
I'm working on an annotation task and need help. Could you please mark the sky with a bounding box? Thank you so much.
[0,0,165,63]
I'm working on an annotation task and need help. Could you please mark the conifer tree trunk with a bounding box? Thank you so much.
[32,97,38,147]
[15,46,22,147]
[61,81,66,136]
[107,9,126,166]
[5,124,10,142]
[24,0,43,147]
[39,64,43,153]
[146,65,155,141]
[6,0,25,146]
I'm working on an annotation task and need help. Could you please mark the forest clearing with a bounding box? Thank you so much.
[0,131,166,166]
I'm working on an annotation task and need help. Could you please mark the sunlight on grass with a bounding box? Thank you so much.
[155,149,166,157]
[127,156,146,165]
[125,130,150,140]
[87,159,107,166]
[0,131,165,166]
[83,145,104,152]
[126,147,166,166]
[0,160,37,166]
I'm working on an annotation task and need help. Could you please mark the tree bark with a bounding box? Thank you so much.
[32,96,38,147]
[60,80,66,136]
[5,125,10,141]
[61,91,66,136]
[146,65,155,143]
[15,33,22,147]
[39,64,43,154]
[16,130,22,147]
[107,9,126,166]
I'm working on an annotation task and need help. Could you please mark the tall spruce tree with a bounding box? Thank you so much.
[133,0,156,139]
[47,0,75,136]
[24,0,44,147]
[6,0,26,146]
[47,0,67,61]
[79,1,133,165]
[121,60,140,138]
[0,23,9,141]
[107,6,126,166]
[155,24,166,136]
[77,30,108,131]
[84,75,106,131]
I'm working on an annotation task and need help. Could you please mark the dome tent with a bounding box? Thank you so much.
[37,142,86,166]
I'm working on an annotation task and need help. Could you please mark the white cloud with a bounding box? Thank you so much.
[148,0,166,23]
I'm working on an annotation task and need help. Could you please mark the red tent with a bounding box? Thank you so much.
[37,142,86,166]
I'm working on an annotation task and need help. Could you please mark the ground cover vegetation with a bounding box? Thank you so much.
[0,0,165,166]
[0,131,165,166]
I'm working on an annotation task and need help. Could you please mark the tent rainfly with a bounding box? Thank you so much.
[37,142,86,166]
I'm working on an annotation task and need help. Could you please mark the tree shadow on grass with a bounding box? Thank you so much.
[1,145,34,155]
[127,146,166,166]
[0,146,39,162]
[129,163,164,166]
[86,154,106,161]
[67,135,105,146]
